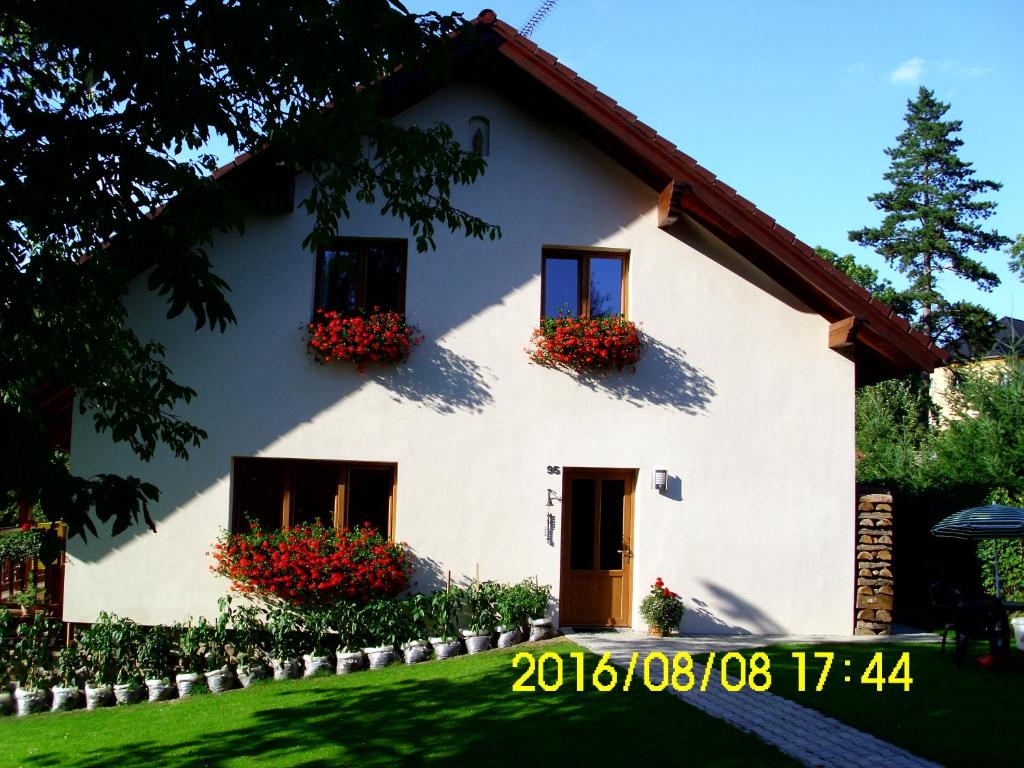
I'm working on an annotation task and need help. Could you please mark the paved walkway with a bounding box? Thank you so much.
[567,630,941,768]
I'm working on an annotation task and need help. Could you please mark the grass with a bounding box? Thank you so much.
[695,641,1024,768]
[1,640,797,768]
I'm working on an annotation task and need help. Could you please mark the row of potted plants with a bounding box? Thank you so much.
[306,307,644,374]
[0,578,553,717]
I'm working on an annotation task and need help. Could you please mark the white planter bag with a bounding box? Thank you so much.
[51,686,81,712]
[175,672,202,697]
[496,626,522,648]
[529,618,554,642]
[363,645,395,669]
[145,678,175,702]
[336,651,364,674]
[461,630,492,654]
[14,687,48,716]
[429,637,462,660]
[271,658,302,681]
[85,683,113,710]
[236,663,269,688]
[303,654,334,677]
[1012,617,1024,652]
[401,640,429,664]
[205,666,234,693]
[113,683,142,705]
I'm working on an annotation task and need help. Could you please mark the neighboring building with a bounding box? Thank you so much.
[930,316,1023,422]
[64,16,944,634]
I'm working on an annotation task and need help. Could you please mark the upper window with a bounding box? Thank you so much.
[314,238,407,315]
[231,457,396,538]
[541,249,628,318]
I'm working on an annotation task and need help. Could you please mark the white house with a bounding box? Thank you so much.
[63,15,944,634]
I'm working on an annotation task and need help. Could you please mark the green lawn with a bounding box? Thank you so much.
[697,642,1024,768]
[2,640,797,768]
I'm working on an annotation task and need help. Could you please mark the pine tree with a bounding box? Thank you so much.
[850,86,1009,355]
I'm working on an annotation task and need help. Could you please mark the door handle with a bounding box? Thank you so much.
[617,545,633,560]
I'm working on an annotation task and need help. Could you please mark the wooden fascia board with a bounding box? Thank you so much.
[829,316,859,349]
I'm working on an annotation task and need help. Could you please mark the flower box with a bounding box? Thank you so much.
[528,315,643,373]
[307,308,420,373]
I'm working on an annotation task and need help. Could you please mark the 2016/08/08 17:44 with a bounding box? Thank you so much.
[511,650,913,693]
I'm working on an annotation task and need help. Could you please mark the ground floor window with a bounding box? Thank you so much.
[230,458,395,538]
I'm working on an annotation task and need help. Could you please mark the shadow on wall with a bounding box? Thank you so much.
[378,341,495,414]
[683,581,785,635]
[573,334,715,415]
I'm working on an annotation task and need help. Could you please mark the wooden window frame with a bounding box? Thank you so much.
[540,247,629,319]
[230,457,397,539]
[313,237,408,317]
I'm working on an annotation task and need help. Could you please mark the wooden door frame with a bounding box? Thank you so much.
[559,467,636,627]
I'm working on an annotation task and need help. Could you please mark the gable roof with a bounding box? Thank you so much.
[211,11,947,385]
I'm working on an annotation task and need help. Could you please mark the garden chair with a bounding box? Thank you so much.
[928,582,957,656]
[950,591,1011,670]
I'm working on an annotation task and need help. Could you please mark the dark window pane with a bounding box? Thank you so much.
[364,244,404,313]
[544,258,579,317]
[589,258,623,317]
[319,249,359,313]
[348,467,393,536]
[291,463,340,527]
[232,459,284,532]
[599,479,625,570]
[569,479,596,570]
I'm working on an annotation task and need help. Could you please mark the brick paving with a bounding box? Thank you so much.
[569,630,942,768]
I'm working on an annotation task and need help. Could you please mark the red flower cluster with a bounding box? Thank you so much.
[307,307,421,373]
[528,314,643,373]
[211,523,410,607]
[653,576,676,599]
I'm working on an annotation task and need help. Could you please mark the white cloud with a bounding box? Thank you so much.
[965,66,995,77]
[889,57,925,84]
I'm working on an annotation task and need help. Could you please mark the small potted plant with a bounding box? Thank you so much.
[428,587,463,660]
[400,594,431,664]
[138,625,176,701]
[639,577,684,637]
[201,615,234,693]
[266,606,303,680]
[173,620,207,696]
[107,616,144,705]
[78,612,119,709]
[299,607,336,677]
[332,601,364,674]
[51,645,84,711]
[13,612,55,715]
[497,581,539,648]
[360,599,399,669]
[461,582,500,654]
[522,578,554,641]
[222,598,270,688]
[0,609,15,715]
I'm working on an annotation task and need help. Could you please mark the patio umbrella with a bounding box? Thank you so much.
[931,504,1024,599]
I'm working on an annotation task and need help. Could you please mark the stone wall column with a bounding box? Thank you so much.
[855,493,893,635]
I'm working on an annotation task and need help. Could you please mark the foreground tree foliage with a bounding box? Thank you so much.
[1,2,500,544]
[849,86,1010,354]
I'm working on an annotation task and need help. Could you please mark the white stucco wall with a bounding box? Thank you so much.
[66,82,855,634]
